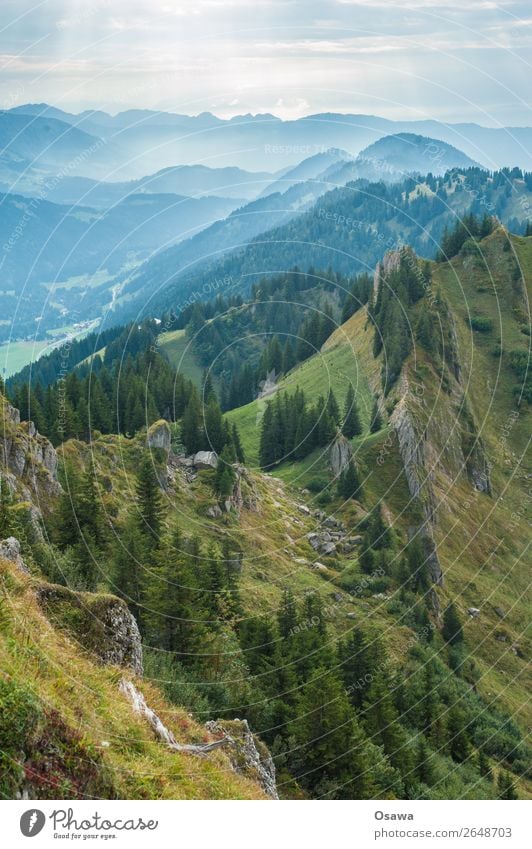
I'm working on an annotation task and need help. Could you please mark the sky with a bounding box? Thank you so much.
[0,0,531,125]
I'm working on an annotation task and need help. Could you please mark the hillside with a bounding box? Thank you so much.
[113,168,532,324]
[1,225,530,800]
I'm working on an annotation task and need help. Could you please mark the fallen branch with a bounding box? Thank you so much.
[119,678,229,754]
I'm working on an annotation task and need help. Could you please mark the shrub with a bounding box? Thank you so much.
[468,315,493,333]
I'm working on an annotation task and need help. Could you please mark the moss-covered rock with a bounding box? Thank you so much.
[36,584,143,675]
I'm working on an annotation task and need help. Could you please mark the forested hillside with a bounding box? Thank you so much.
[114,168,532,324]
[1,220,529,800]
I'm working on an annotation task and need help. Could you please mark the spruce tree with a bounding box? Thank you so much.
[370,397,383,433]
[497,770,518,800]
[181,390,203,454]
[135,456,164,543]
[277,587,297,638]
[337,460,362,501]
[342,384,362,437]
[231,422,245,463]
[442,603,463,645]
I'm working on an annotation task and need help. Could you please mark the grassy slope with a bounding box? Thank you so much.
[222,231,531,781]
[158,328,204,388]
[0,557,265,800]
[420,229,531,735]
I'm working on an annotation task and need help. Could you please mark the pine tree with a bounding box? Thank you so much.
[214,447,236,499]
[442,603,463,645]
[111,518,149,631]
[231,422,245,463]
[366,503,391,550]
[277,588,297,638]
[135,456,164,543]
[447,706,471,762]
[497,770,518,800]
[181,390,203,454]
[477,749,492,781]
[204,399,226,454]
[363,670,409,771]
[289,667,378,799]
[326,390,341,427]
[414,736,435,786]
[370,397,383,433]
[337,460,362,501]
[202,370,217,404]
[342,384,362,437]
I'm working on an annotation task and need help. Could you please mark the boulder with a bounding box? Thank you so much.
[37,585,143,675]
[468,607,481,618]
[206,504,223,518]
[147,419,171,453]
[307,532,320,551]
[0,536,29,574]
[320,541,337,556]
[193,451,218,470]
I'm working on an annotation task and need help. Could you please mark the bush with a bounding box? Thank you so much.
[306,477,329,494]
[468,315,493,333]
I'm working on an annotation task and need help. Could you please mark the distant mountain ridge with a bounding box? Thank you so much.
[5,104,532,174]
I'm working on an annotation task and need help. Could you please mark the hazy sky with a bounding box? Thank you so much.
[1,0,531,125]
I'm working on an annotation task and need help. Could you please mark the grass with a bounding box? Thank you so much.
[226,308,376,467]
[158,329,205,388]
[0,558,267,800]
[0,322,98,378]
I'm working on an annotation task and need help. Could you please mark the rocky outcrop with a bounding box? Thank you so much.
[225,464,260,513]
[329,434,353,477]
[205,719,278,800]
[147,419,171,454]
[193,450,218,470]
[37,585,143,675]
[1,400,61,501]
[0,536,29,574]
[390,384,436,522]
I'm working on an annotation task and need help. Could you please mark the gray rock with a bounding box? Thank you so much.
[307,532,321,551]
[99,600,144,675]
[147,419,171,453]
[205,719,278,799]
[468,607,481,618]
[494,606,505,619]
[312,561,328,571]
[320,541,337,556]
[329,435,352,477]
[346,612,357,620]
[297,503,311,515]
[193,450,218,470]
[206,505,223,518]
[0,536,29,574]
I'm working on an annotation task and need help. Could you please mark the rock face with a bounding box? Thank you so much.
[1,401,61,500]
[0,536,29,574]
[193,450,218,470]
[37,585,143,676]
[97,599,144,675]
[147,419,171,453]
[205,719,278,800]
[329,434,352,477]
